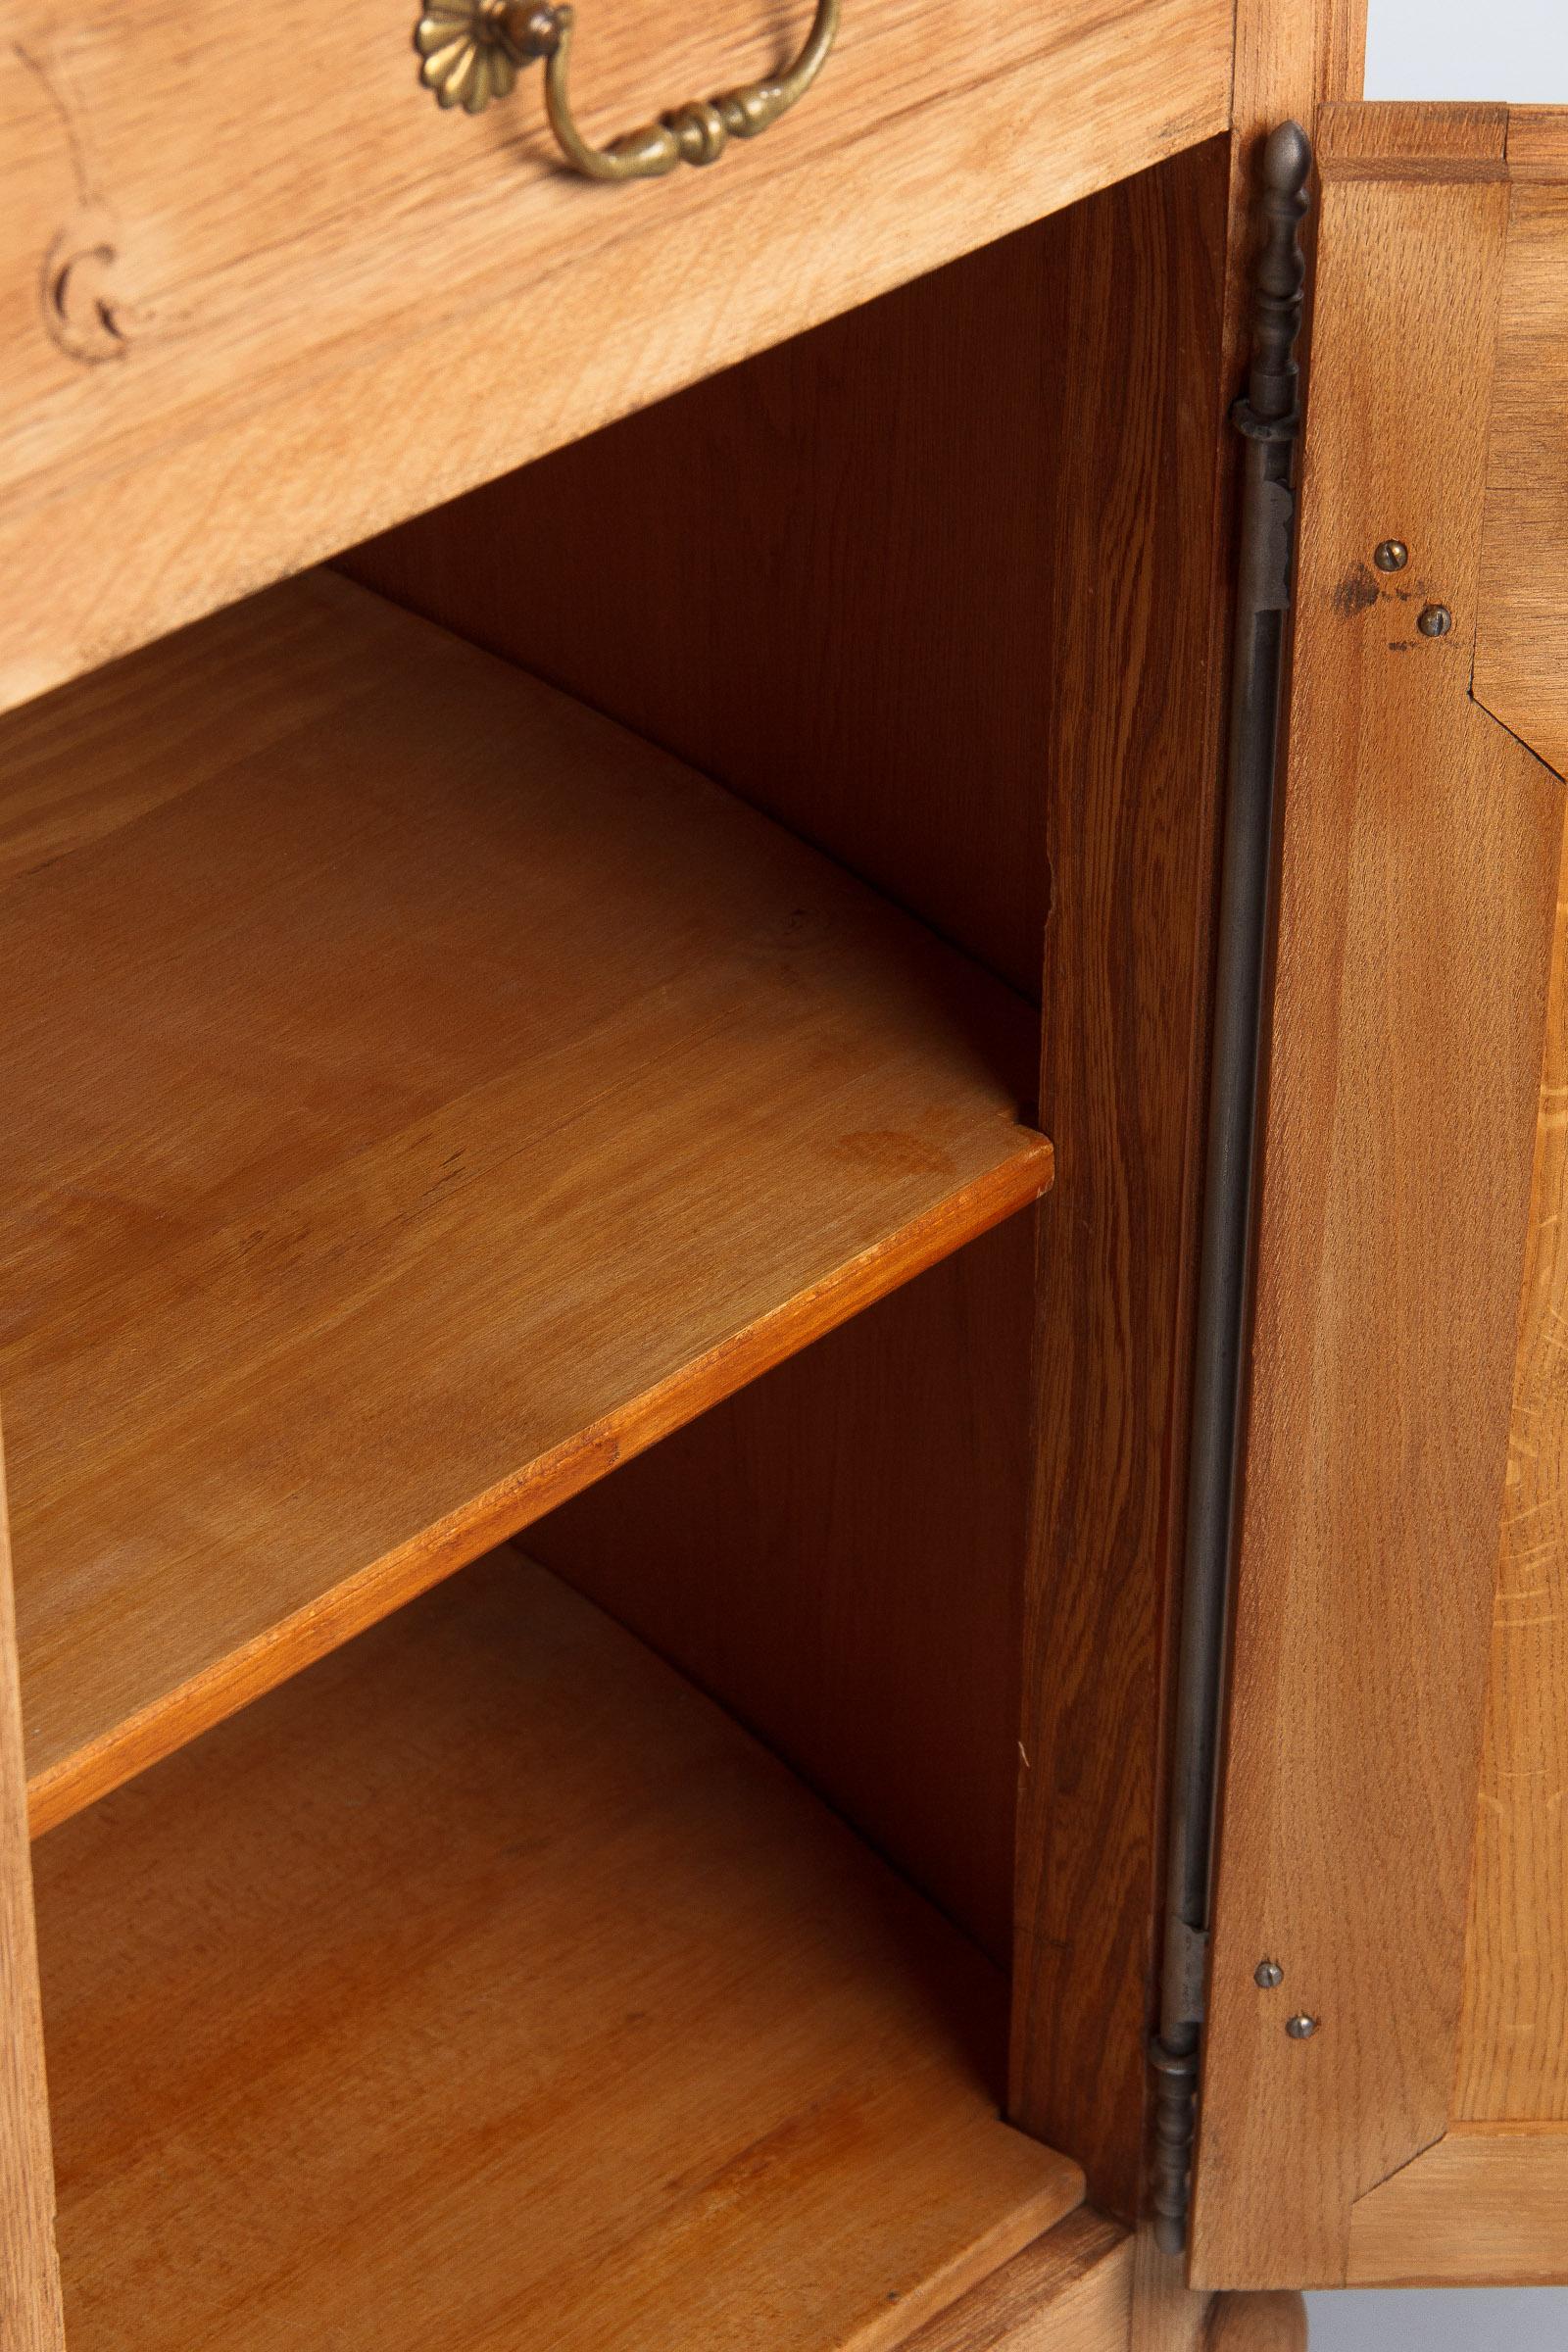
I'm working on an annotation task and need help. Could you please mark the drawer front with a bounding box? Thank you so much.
[0,0,1230,712]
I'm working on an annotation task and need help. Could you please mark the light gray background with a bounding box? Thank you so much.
[1302,2,1567,2343]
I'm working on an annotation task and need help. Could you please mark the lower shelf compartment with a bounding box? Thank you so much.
[35,1549,1080,2351]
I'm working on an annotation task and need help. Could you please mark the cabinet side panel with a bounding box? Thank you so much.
[1008,138,1232,2223]
[0,1434,64,2350]
[1192,114,1566,2287]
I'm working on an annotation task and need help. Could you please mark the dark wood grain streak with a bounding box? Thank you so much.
[344,211,1071,1001]
[344,211,1106,1961]
[531,1215,1035,1971]
[1008,140,1233,2224]
[346,143,1234,2214]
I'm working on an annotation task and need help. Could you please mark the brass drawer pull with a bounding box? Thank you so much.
[416,0,839,180]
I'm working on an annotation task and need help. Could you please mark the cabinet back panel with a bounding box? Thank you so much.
[530,1213,1035,1970]
[344,202,1083,999]
[344,142,1234,2019]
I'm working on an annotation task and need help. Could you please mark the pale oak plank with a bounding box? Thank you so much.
[37,1551,1082,2351]
[902,2210,1131,2350]
[0,571,1051,1834]
[0,0,1232,714]
[1474,175,1568,778]
[1191,107,1565,2288]
[1129,2230,1211,2352]
[1201,2294,1306,2352]
[1458,832,1568,2121]
[1348,2129,1568,2286]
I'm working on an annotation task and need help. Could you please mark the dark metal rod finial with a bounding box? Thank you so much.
[1246,121,1313,428]
[1149,115,1314,2260]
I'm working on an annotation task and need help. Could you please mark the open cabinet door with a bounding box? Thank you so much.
[0,1425,66,2347]
[1191,101,1568,2291]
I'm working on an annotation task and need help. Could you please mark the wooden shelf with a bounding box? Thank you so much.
[36,1551,1080,2349]
[0,573,1051,1836]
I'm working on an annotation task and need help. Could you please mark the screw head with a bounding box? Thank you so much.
[1254,1959,1284,1989]
[1417,604,1453,637]
[1286,2013,1318,2040]
[1374,540,1408,571]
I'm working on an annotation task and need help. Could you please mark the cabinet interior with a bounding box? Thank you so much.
[7,134,1231,2347]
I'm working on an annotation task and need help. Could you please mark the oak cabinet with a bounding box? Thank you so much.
[1,3,1565,2346]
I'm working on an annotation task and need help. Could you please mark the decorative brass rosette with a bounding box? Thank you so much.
[415,0,560,115]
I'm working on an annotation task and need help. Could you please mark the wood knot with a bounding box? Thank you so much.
[44,222,132,364]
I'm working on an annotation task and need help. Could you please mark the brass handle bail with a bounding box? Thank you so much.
[416,0,840,180]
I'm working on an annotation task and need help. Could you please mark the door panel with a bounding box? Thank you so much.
[1474,118,1568,774]
[1457,838,1568,2126]
[1347,2130,1568,2287]
[1191,101,1568,2289]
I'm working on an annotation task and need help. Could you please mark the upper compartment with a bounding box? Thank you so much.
[0,0,1232,713]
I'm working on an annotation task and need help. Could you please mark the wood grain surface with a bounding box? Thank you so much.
[348,202,1070,1002]
[1456,116,1568,2153]
[352,147,1235,2065]
[0,1440,63,2352]
[350,141,1250,2233]
[1128,2250,1306,2352]
[0,569,1050,1836]
[1475,173,1568,778]
[1227,0,1367,372]
[1016,0,1366,2221]
[1192,103,1567,2288]
[0,0,1233,715]
[1347,2128,1568,2286]
[1231,0,1366,172]
[37,1551,1082,2350]
[901,2208,1132,2350]
[1201,2293,1306,2352]
[1129,2230,1212,2352]
[1458,827,1568,2122]
[1009,138,1234,2223]
[531,1216,1036,1968]
[346,203,1080,1969]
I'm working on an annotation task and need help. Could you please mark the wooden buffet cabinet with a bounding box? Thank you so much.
[2,0,1566,2342]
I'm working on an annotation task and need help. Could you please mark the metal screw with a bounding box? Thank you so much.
[1254,1959,1284,1989]
[1286,2013,1318,2040]
[1417,604,1453,637]
[1374,540,1408,571]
